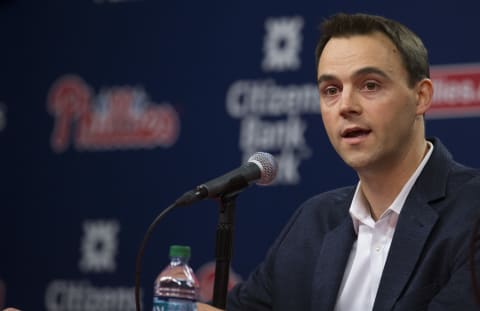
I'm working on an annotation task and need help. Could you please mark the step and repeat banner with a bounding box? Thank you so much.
[2,1,480,310]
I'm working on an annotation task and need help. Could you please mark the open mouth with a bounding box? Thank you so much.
[341,128,371,138]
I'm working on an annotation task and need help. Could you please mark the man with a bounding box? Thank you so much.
[199,13,480,310]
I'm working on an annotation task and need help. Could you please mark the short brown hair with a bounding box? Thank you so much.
[315,13,429,87]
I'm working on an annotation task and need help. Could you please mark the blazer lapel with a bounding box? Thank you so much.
[311,217,356,311]
[373,197,439,311]
[373,137,450,310]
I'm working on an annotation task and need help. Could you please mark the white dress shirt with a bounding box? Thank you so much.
[334,142,433,311]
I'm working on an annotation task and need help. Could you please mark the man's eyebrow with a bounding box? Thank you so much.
[316,74,337,85]
[317,67,390,85]
[353,66,389,80]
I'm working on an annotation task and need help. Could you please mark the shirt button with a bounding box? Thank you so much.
[375,246,381,252]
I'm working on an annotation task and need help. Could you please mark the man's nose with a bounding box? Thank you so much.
[339,89,362,117]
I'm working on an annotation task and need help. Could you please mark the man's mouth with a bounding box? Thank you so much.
[341,127,371,138]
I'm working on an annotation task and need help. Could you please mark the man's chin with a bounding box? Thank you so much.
[343,156,377,173]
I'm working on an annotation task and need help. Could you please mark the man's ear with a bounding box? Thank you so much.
[415,78,433,116]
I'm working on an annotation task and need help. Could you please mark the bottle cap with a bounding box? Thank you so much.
[169,245,191,259]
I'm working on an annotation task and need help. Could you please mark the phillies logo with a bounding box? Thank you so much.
[48,75,179,153]
[428,64,480,118]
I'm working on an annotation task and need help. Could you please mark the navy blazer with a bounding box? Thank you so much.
[227,138,480,310]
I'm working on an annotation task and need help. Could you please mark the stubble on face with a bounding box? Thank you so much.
[317,32,422,175]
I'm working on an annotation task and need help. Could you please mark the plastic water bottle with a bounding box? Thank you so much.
[153,245,199,311]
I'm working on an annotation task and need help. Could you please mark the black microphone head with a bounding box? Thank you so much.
[247,152,278,185]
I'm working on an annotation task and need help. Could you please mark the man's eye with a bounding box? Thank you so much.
[364,82,379,91]
[324,86,339,96]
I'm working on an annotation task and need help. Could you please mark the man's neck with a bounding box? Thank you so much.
[357,139,430,221]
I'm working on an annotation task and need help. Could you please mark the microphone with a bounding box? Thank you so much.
[175,152,278,206]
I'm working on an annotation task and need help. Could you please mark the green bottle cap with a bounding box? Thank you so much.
[169,245,191,259]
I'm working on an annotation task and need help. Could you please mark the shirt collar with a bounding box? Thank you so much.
[349,141,434,233]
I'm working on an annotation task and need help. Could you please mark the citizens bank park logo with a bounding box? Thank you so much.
[47,75,180,153]
[45,219,136,311]
[226,16,315,187]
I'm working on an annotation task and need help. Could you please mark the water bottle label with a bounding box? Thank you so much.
[153,297,197,311]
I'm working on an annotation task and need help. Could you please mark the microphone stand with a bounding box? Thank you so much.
[212,177,247,309]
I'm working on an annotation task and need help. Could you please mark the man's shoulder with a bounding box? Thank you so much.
[296,186,355,220]
[442,160,480,202]
[272,186,356,252]
[449,160,480,182]
[303,186,355,206]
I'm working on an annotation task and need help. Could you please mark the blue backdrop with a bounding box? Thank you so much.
[2,1,480,310]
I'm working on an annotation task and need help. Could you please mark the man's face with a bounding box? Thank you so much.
[317,32,424,173]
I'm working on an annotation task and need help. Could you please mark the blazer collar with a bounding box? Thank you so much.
[405,137,452,203]
[373,137,451,310]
